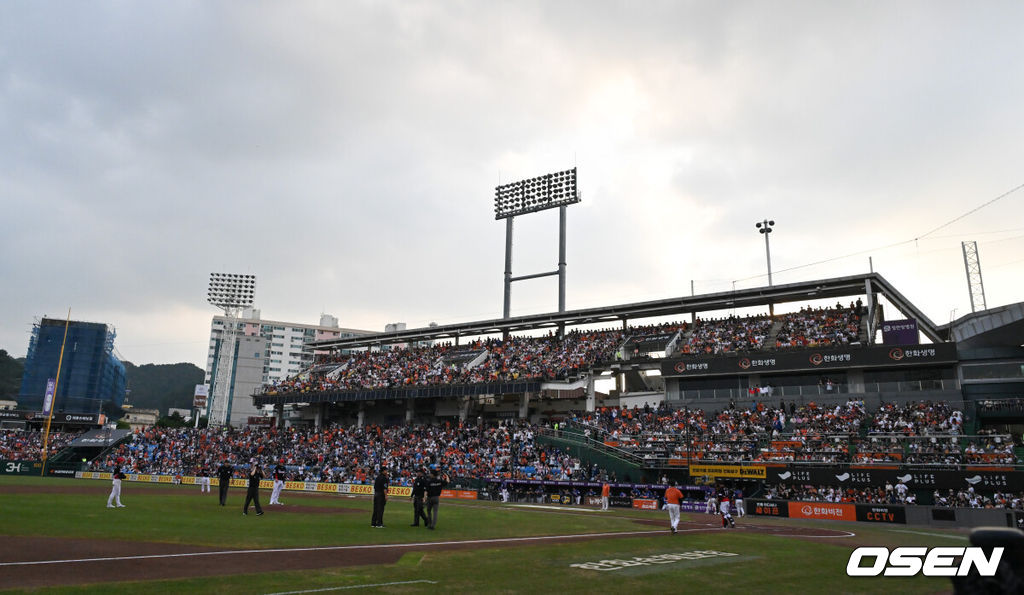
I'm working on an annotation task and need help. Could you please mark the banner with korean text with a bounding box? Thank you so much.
[689,464,766,479]
[787,501,856,521]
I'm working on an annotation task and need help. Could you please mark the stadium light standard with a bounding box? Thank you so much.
[206,273,256,427]
[755,219,775,286]
[756,220,775,315]
[494,168,581,330]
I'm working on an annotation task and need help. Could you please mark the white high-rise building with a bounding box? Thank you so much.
[204,310,373,426]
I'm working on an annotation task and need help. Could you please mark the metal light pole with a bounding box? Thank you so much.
[756,220,775,315]
[495,168,580,335]
[755,219,775,286]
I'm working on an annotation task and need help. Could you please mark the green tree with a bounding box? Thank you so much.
[0,349,24,400]
[122,362,205,415]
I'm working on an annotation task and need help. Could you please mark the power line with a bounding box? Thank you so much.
[917,182,1024,240]
[732,181,1024,284]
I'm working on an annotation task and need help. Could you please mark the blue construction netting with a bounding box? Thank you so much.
[18,318,126,415]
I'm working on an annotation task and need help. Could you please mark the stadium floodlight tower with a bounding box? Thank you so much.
[206,273,256,427]
[756,219,775,315]
[495,167,580,329]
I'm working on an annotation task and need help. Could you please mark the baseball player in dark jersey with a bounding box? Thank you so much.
[216,459,233,506]
[371,468,389,528]
[410,468,430,527]
[425,469,449,530]
[243,460,264,516]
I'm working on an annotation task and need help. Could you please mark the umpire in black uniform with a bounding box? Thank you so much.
[425,468,449,530]
[371,467,389,528]
[243,459,264,516]
[216,459,233,506]
[410,468,429,527]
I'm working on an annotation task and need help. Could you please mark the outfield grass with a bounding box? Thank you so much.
[0,476,962,594]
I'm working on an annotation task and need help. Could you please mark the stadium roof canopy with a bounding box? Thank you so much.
[308,273,946,351]
[943,301,1024,349]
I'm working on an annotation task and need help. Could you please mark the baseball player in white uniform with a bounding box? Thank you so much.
[269,460,286,505]
[719,493,736,528]
[706,490,718,515]
[198,466,211,493]
[106,459,126,508]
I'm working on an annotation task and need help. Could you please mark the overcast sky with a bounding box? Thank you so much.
[3,1,1023,367]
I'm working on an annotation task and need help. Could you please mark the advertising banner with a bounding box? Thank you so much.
[855,504,907,524]
[632,498,659,510]
[662,343,957,377]
[548,494,577,505]
[440,489,477,500]
[1,460,41,475]
[68,429,132,447]
[193,384,209,409]
[52,413,99,425]
[609,496,633,508]
[42,378,56,415]
[764,465,1024,491]
[747,499,789,517]
[689,464,766,479]
[771,441,805,450]
[881,319,919,345]
[788,501,856,521]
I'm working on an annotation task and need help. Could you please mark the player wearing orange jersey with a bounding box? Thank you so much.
[664,480,683,534]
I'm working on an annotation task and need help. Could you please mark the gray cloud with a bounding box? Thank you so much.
[2,1,1023,365]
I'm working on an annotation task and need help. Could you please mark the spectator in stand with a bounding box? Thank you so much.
[0,429,81,460]
[869,401,962,436]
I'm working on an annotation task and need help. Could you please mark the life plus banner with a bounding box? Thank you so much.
[765,464,1024,491]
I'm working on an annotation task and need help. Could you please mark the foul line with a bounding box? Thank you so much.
[264,580,438,594]
[0,530,663,567]
[510,504,601,513]
[892,529,968,540]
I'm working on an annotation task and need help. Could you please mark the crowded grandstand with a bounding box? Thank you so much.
[13,273,1024,517]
